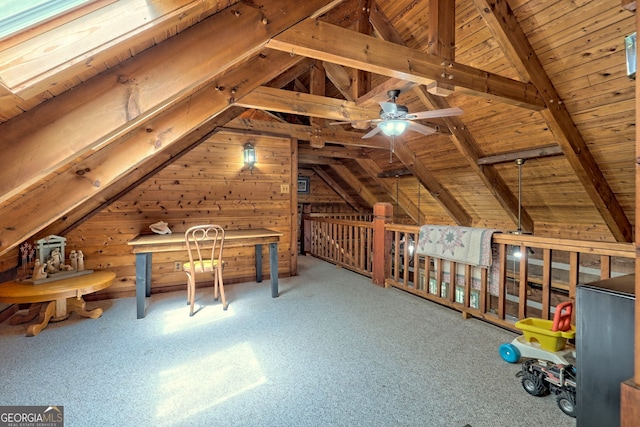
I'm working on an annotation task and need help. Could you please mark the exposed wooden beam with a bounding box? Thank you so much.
[0,0,224,99]
[299,144,370,159]
[364,6,484,227]
[267,19,546,110]
[0,49,302,256]
[266,58,314,89]
[327,163,377,207]
[356,159,420,222]
[323,62,353,100]
[41,107,247,238]
[310,60,327,148]
[477,145,564,166]
[224,118,389,149]
[413,86,534,232]
[427,0,455,95]
[355,78,418,109]
[311,166,362,211]
[377,168,412,178]
[299,156,344,166]
[351,0,373,99]
[475,0,633,242]
[235,86,378,122]
[393,137,472,226]
[0,0,337,207]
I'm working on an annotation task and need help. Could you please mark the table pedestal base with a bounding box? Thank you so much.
[10,297,104,336]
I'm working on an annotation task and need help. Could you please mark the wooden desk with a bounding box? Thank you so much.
[0,270,115,336]
[128,228,283,318]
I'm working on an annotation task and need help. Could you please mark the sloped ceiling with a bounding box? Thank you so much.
[0,0,636,258]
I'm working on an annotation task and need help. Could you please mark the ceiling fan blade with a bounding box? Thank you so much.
[362,126,383,139]
[379,101,398,115]
[407,107,463,120]
[329,118,376,126]
[407,121,437,136]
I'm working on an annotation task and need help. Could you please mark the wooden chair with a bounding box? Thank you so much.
[183,225,226,316]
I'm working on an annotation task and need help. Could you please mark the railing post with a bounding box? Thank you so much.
[372,203,393,287]
[302,204,311,255]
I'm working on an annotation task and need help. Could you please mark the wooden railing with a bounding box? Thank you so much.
[305,214,635,333]
[385,224,635,332]
[307,217,373,277]
[307,212,373,221]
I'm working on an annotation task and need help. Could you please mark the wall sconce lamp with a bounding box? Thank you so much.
[243,142,256,172]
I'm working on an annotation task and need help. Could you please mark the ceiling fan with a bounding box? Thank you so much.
[330,89,463,139]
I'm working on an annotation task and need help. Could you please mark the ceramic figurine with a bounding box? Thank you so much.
[32,259,48,280]
[77,250,84,271]
[49,247,62,270]
[69,250,78,271]
[45,259,57,274]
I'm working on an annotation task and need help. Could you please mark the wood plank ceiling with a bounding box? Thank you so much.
[0,0,635,258]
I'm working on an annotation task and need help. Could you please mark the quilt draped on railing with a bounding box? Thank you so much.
[416,225,496,267]
[416,225,500,295]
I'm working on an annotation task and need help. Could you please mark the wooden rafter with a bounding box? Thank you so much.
[0,0,338,207]
[267,19,546,109]
[298,144,370,159]
[310,60,327,148]
[393,138,471,226]
[235,86,378,122]
[0,49,303,256]
[224,118,389,149]
[413,86,534,232]
[368,5,530,230]
[40,107,247,239]
[477,145,564,166]
[356,159,420,223]
[311,166,363,211]
[327,163,377,208]
[474,0,632,242]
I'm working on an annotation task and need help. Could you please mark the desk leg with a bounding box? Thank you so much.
[269,242,278,298]
[135,252,152,319]
[255,244,263,283]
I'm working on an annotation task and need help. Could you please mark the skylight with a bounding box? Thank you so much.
[0,0,91,40]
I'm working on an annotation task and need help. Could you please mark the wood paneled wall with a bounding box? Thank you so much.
[63,131,297,298]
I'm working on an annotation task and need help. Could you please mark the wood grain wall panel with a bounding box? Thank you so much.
[64,132,294,298]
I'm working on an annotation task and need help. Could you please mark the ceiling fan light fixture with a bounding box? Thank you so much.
[378,119,409,136]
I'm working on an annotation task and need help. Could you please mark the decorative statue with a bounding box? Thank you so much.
[77,250,84,271]
[32,259,48,280]
[69,250,78,271]
[45,259,57,274]
[49,248,63,270]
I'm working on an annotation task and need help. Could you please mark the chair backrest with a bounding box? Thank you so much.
[552,300,573,332]
[184,225,225,273]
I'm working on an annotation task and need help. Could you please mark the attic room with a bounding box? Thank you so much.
[0,0,639,425]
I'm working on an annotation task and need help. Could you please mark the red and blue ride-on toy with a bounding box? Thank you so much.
[499,300,576,365]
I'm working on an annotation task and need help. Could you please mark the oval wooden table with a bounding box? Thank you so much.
[0,270,115,336]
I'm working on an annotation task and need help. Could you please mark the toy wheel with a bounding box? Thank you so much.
[556,390,576,418]
[499,343,520,363]
[521,371,549,396]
